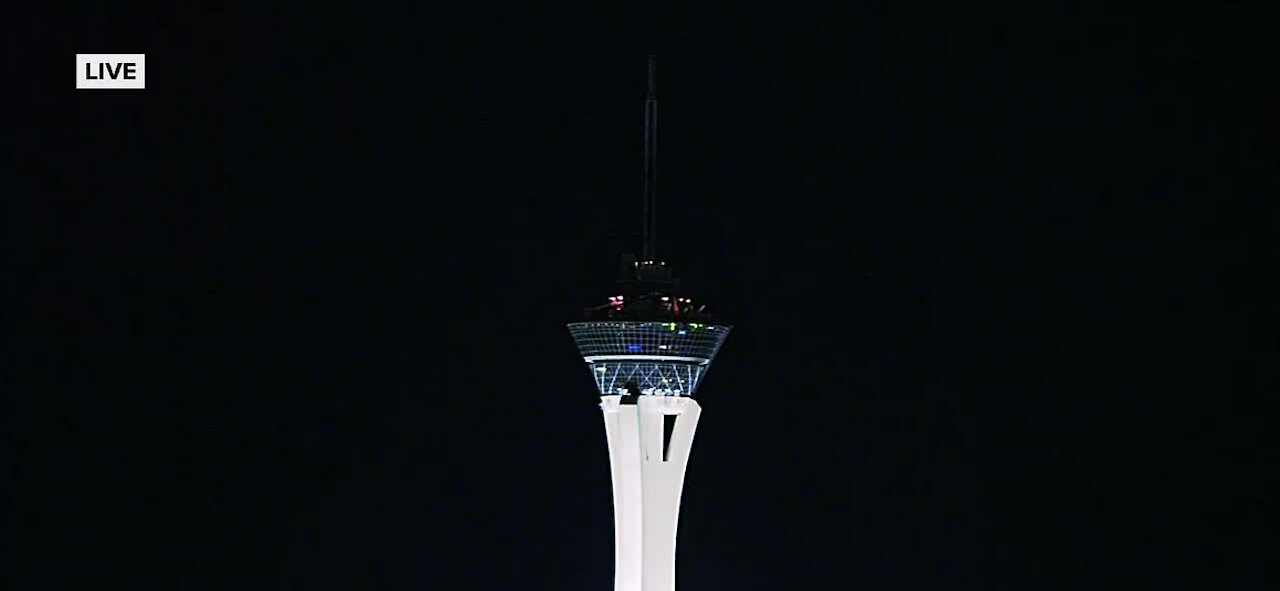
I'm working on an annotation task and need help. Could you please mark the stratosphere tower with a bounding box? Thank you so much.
[566,56,732,591]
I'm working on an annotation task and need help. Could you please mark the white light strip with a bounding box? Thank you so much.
[583,355,710,365]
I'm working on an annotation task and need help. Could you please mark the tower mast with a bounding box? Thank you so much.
[642,55,659,260]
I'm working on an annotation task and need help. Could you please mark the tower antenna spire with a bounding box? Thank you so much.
[642,54,659,260]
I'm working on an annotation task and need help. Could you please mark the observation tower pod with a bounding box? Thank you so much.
[568,259,731,399]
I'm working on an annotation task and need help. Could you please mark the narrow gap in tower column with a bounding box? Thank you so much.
[662,414,676,462]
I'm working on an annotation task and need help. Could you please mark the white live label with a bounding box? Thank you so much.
[76,54,145,89]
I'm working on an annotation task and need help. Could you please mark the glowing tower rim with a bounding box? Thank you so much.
[568,321,731,397]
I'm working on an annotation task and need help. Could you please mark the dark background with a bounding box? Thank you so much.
[3,4,1276,589]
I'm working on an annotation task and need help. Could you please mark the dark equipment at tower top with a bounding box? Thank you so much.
[575,56,720,325]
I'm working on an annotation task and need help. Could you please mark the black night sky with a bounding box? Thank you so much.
[4,4,1276,590]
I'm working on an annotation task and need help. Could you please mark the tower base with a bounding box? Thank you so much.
[600,395,701,591]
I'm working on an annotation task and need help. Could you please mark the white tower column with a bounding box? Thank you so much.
[601,395,701,591]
